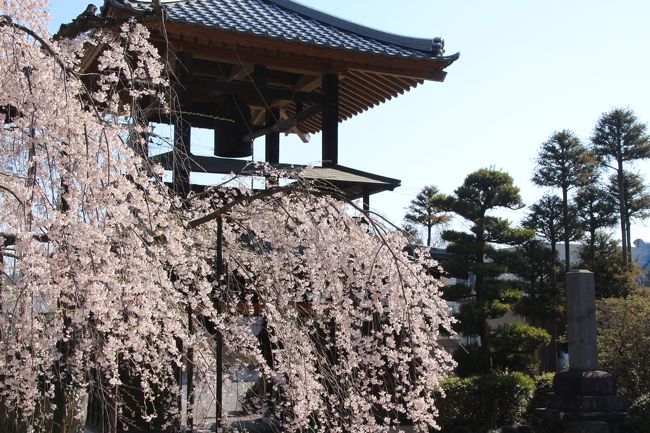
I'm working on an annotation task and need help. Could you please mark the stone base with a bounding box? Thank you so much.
[553,370,617,396]
[531,370,629,433]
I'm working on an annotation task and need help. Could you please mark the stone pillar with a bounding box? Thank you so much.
[566,270,597,371]
[532,270,628,433]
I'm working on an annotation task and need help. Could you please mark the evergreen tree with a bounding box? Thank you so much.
[607,171,650,262]
[523,194,581,263]
[577,233,643,298]
[404,185,450,246]
[509,240,564,325]
[573,182,618,270]
[591,108,650,266]
[508,239,565,371]
[533,130,594,271]
[438,169,533,345]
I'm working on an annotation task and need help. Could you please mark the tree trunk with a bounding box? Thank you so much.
[476,222,489,347]
[626,216,633,265]
[562,187,571,272]
[51,354,68,433]
[53,176,72,433]
[617,159,628,266]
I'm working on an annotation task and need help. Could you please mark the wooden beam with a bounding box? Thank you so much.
[228,63,254,81]
[150,152,248,174]
[191,77,321,104]
[279,110,310,143]
[294,74,322,92]
[156,23,456,81]
[243,103,322,142]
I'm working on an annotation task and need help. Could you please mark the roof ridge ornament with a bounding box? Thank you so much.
[432,37,445,57]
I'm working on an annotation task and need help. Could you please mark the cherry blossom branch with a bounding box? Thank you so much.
[0,232,49,246]
[53,7,162,42]
[0,15,74,77]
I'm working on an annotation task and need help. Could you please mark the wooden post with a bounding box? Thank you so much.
[186,304,195,431]
[362,187,370,215]
[253,64,281,165]
[172,52,193,199]
[321,74,339,166]
[215,216,224,427]
[265,107,280,164]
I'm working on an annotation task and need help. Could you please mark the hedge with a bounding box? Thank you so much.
[434,372,534,432]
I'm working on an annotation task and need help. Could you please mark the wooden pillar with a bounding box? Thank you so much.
[265,108,280,164]
[253,64,281,164]
[362,187,370,214]
[172,52,193,199]
[215,217,224,427]
[186,304,195,431]
[171,52,192,433]
[321,73,339,166]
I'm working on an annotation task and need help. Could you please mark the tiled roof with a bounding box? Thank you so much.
[105,0,451,61]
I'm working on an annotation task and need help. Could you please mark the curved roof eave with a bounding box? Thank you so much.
[102,0,460,64]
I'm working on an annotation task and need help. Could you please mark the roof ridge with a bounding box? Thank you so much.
[266,0,441,55]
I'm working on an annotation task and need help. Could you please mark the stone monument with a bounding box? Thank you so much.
[532,270,629,433]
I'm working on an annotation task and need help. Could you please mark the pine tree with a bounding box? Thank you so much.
[438,169,532,345]
[508,239,565,371]
[591,108,650,266]
[533,130,594,271]
[404,185,450,246]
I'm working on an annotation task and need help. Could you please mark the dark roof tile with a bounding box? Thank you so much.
[107,0,450,60]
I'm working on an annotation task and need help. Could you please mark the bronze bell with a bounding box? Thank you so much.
[214,96,252,158]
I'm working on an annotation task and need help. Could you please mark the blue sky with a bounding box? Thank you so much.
[49,0,650,244]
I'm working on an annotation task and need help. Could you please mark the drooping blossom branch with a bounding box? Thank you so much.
[0,2,455,433]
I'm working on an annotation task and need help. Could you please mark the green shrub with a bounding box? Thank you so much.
[454,324,551,377]
[625,394,650,433]
[490,323,551,373]
[435,372,534,432]
[527,373,554,416]
[597,295,650,402]
[453,344,492,377]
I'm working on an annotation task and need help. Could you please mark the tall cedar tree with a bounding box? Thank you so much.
[607,171,650,261]
[573,183,618,271]
[533,130,594,271]
[591,108,650,266]
[523,194,581,263]
[404,185,450,246]
[438,169,532,345]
